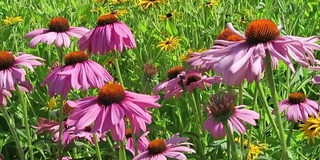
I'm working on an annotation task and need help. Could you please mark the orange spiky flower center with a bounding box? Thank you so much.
[64,51,89,66]
[0,51,15,70]
[125,128,132,139]
[288,92,306,104]
[98,83,125,106]
[63,103,75,115]
[167,66,185,80]
[97,14,118,26]
[48,17,70,32]
[245,19,280,45]
[217,28,234,40]
[208,92,236,122]
[185,74,201,86]
[227,34,244,41]
[147,139,167,155]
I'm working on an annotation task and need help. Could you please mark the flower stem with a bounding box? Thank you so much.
[238,84,244,152]
[0,106,25,160]
[114,52,124,86]
[94,134,102,160]
[19,91,34,160]
[119,141,127,160]
[58,47,64,64]
[222,121,237,160]
[264,53,289,159]
[57,97,64,160]
[286,121,295,145]
[191,92,205,158]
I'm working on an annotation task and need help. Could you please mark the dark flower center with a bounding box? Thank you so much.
[125,128,132,139]
[245,19,279,45]
[98,83,125,106]
[63,103,74,115]
[166,13,173,18]
[208,92,236,122]
[227,34,244,41]
[147,139,167,155]
[97,14,118,26]
[167,66,185,80]
[0,51,15,70]
[84,126,92,132]
[64,51,89,66]
[288,92,306,104]
[217,28,234,40]
[186,74,201,86]
[48,17,70,32]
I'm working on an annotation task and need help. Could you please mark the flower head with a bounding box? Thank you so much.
[0,51,43,92]
[276,92,319,123]
[144,63,158,80]
[3,16,23,26]
[300,115,320,143]
[133,133,195,160]
[203,92,259,138]
[138,0,162,9]
[157,36,180,52]
[205,0,219,7]
[117,129,149,156]
[66,82,160,141]
[42,51,113,98]
[159,10,180,21]
[0,89,12,106]
[78,14,136,55]
[24,17,89,48]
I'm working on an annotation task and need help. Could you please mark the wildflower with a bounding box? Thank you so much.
[66,82,161,141]
[133,133,196,160]
[144,63,158,80]
[276,92,318,123]
[107,9,129,17]
[205,0,219,7]
[300,115,320,143]
[66,126,104,145]
[203,92,259,138]
[153,66,185,99]
[157,36,180,51]
[62,157,72,160]
[234,138,267,159]
[3,16,23,26]
[110,0,128,4]
[138,0,162,9]
[94,0,105,3]
[47,97,57,111]
[0,89,12,106]
[42,51,113,98]
[117,129,149,156]
[203,19,320,85]
[158,10,180,21]
[78,14,136,55]
[0,51,43,92]
[179,48,206,62]
[24,17,89,48]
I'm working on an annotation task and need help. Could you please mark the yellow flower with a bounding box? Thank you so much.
[179,48,206,62]
[138,0,162,9]
[300,116,320,143]
[205,0,219,7]
[110,0,128,4]
[104,56,116,67]
[94,0,105,3]
[47,97,57,111]
[90,7,101,13]
[3,16,23,26]
[157,36,180,51]
[158,10,180,20]
[234,138,267,160]
[107,9,129,17]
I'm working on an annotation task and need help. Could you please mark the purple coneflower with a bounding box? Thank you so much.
[0,51,43,91]
[66,82,160,141]
[0,89,12,106]
[133,133,195,160]
[276,92,318,123]
[203,19,320,85]
[24,17,89,48]
[41,51,113,98]
[116,129,149,156]
[78,14,136,55]
[65,126,104,145]
[203,92,259,138]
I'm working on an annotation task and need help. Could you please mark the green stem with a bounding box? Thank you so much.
[264,53,289,160]
[119,141,127,160]
[238,84,244,152]
[94,134,102,160]
[223,121,237,160]
[191,92,205,158]
[0,106,25,160]
[19,91,34,160]
[286,121,295,146]
[246,84,258,160]
[257,83,280,139]
[106,136,115,152]
[58,47,64,64]
[57,97,64,160]
[114,52,124,86]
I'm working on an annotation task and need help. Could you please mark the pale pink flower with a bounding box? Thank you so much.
[66,82,160,141]
[276,92,318,123]
[133,133,196,160]
[78,14,136,55]
[24,17,89,48]
[41,51,113,98]
[0,89,12,106]
[203,92,259,138]
[0,51,43,92]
